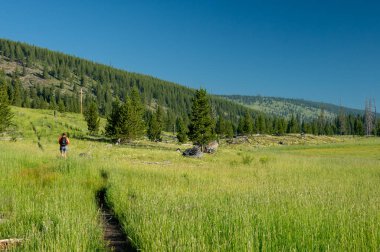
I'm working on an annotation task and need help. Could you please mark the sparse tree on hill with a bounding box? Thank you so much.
[84,101,100,135]
[188,88,216,150]
[80,75,86,87]
[22,64,27,77]
[11,78,22,107]
[43,65,49,79]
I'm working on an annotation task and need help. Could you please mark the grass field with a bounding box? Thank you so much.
[1,107,379,251]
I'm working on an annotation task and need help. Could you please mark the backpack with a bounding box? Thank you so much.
[60,137,67,146]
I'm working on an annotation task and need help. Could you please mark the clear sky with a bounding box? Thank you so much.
[0,0,379,109]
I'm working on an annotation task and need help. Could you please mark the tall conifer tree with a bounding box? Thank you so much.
[188,88,216,150]
[148,106,163,141]
[0,78,13,132]
[176,117,189,143]
[84,101,100,135]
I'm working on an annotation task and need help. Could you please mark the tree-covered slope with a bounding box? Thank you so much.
[221,95,366,121]
[2,38,378,137]
[0,38,251,130]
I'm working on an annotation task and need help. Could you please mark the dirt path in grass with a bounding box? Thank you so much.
[96,186,136,252]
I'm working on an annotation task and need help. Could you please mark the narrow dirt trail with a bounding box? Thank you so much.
[97,185,136,252]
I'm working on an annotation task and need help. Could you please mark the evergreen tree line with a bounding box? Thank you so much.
[0,69,80,113]
[101,88,216,149]
[228,110,380,136]
[88,88,380,146]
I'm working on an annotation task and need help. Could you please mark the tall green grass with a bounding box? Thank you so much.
[105,140,380,251]
[0,141,106,251]
[2,107,380,251]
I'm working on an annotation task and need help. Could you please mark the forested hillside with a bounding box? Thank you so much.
[221,95,366,121]
[1,38,379,137]
[0,38,250,131]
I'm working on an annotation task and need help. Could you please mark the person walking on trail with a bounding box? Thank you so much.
[58,133,70,158]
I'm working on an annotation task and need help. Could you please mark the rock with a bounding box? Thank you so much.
[79,152,91,158]
[182,146,203,158]
[0,238,23,250]
[227,136,250,144]
[204,141,219,153]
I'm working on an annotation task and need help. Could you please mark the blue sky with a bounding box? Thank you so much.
[0,0,379,109]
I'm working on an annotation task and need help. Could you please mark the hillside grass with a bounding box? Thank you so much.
[1,107,379,251]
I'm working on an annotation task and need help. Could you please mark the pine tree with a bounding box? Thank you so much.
[80,75,86,87]
[84,101,100,135]
[127,86,146,139]
[225,120,235,138]
[188,88,216,150]
[237,117,244,135]
[176,117,188,143]
[58,99,65,113]
[22,64,27,77]
[375,119,380,136]
[147,106,163,141]
[317,107,326,135]
[274,118,286,135]
[216,116,226,137]
[354,115,364,136]
[105,99,122,137]
[43,65,49,79]
[337,106,346,135]
[287,114,299,133]
[11,78,22,107]
[0,79,13,132]
[106,87,145,141]
[156,105,163,131]
[256,114,266,134]
[242,111,254,135]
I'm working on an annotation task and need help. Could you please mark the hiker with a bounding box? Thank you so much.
[58,133,70,158]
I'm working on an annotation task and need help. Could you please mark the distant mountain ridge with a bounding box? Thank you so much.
[220,95,368,121]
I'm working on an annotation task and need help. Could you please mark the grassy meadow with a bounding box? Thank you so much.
[1,107,380,251]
